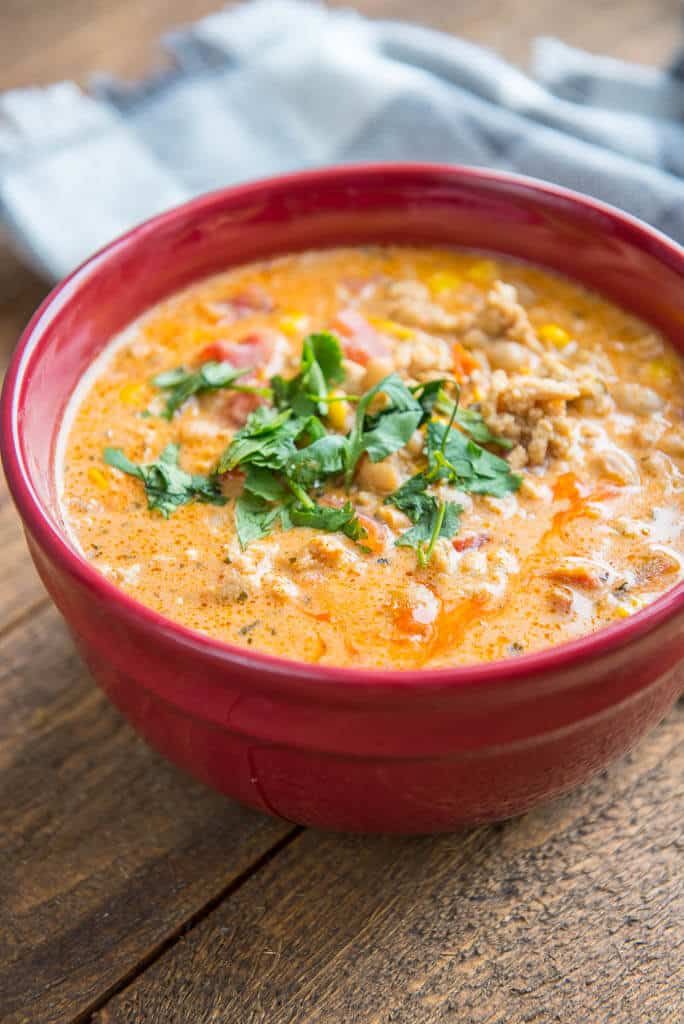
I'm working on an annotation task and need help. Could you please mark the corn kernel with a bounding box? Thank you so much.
[189,325,214,347]
[471,385,485,401]
[279,312,308,338]
[646,357,677,387]
[146,320,180,344]
[538,323,571,348]
[326,391,350,432]
[426,271,461,295]
[465,260,497,286]
[88,466,109,491]
[368,317,415,340]
[119,382,144,405]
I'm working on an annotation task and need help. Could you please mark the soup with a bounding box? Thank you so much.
[59,247,684,668]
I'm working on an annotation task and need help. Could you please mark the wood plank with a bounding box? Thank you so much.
[0,603,296,1024]
[96,706,683,1024]
[0,237,53,629]
[0,0,677,93]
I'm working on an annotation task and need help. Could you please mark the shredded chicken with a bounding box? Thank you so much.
[383,280,468,331]
[464,281,544,353]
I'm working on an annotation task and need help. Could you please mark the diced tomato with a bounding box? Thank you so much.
[197,330,286,378]
[452,532,490,552]
[334,309,391,365]
[221,391,263,428]
[356,513,387,554]
[196,330,287,427]
[452,342,479,381]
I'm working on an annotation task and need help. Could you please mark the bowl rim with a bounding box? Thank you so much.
[3,160,684,694]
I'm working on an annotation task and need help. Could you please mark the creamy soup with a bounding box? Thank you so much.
[59,247,684,668]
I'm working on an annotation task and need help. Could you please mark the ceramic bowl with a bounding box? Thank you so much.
[2,164,683,833]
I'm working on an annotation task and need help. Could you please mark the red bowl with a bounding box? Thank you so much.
[2,164,683,833]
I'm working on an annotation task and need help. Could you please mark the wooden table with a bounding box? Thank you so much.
[1,3,682,1022]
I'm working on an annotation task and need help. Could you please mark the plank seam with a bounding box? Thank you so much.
[75,825,305,1024]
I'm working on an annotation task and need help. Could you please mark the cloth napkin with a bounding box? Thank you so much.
[1,0,683,281]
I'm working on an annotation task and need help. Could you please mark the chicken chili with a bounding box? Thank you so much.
[59,247,684,668]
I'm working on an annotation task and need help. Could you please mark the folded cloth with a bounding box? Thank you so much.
[1,0,683,281]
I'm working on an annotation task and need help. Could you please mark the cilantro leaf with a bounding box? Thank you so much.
[243,465,289,502]
[305,332,345,387]
[411,378,446,424]
[288,500,367,542]
[435,391,512,450]
[285,434,348,489]
[426,421,521,497]
[104,443,226,517]
[395,499,462,565]
[235,492,283,548]
[152,361,264,419]
[345,373,423,484]
[454,405,512,448]
[216,407,301,474]
[386,474,461,565]
[271,332,344,417]
[385,473,435,522]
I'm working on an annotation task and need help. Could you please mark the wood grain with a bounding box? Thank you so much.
[0,0,678,92]
[94,706,684,1024]
[0,603,296,1024]
[0,236,51,631]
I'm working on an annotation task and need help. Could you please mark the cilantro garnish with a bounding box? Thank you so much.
[229,426,366,548]
[271,331,344,417]
[436,390,513,449]
[382,388,518,562]
[153,361,269,420]
[288,500,367,542]
[386,474,462,566]
[344,373,426,485]
[104,443,226,517]
[108,328,522,564]
[234,492,284,547]
[216,407,304,474]
[425,420,521,497]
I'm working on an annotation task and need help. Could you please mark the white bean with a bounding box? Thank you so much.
[356,455,401,494]
[485,341,540,374]
[611,381,663,415]
[363,357,395,389]
[592,448,640,486]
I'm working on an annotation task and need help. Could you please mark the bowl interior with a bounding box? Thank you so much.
[4,164,684,672]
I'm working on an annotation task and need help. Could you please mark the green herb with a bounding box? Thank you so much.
[271,332,344,417]
[425,420,521,497]
[410,378,445,422]
[217,407,301,474]
[223,398,365,548]
[386,474,462,566]
[104,443,226,517]
[436,390,512,449]
[234,492,284,546]
[242,465,289,502]
[285,434,349,489]
[152,361,269,420]
[288,500,367,542]
[345,373,424,485]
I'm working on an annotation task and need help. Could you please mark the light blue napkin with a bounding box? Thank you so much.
[1,0,683,281]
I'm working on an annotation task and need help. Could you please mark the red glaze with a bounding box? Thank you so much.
[2,164,683,833]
